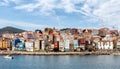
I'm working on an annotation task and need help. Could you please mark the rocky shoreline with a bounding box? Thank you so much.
[0,51,120,56]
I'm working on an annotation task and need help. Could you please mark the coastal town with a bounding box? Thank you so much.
[0,26,120,55]
[0,0,120,69]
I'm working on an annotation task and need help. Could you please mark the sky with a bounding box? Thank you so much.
[0,0,120,31]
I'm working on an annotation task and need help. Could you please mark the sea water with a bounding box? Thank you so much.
[0,55,120,69]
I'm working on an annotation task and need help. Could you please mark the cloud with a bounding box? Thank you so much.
[14,0,86,15]
[0,0,102,16]
[0,0,9,6]
[0,0,24,6]
[10,0,23,4]
[14,0,58,16]
[15,3,36,12]
[0,0,120,29]
[93,0,120,29]
[0,19,48,31]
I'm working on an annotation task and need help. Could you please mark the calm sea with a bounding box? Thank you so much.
[0,55,120,69]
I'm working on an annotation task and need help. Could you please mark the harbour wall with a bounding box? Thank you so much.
[0,51,119,55]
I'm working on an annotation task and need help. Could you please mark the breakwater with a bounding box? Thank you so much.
[0,51,120,55]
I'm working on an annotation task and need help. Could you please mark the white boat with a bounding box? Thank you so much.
[4,55,14,59]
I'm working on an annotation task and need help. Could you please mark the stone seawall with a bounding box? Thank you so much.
[0,51,119,55]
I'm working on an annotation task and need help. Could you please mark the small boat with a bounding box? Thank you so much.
[4,55,14,59]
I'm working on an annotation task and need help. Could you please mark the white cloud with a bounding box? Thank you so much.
[15,3,36,12]
[93,0,120,29]
[0,0,9,6]
[0,19,48,31]
[10,0,23,4]
[1,0,92,15]
[14,0,57,15]
[14,0,85,14]
[0,0,120,29]
[0,0,23,6]
[59,0,76,13]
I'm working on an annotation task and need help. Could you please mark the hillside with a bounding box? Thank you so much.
[0,26,25,33]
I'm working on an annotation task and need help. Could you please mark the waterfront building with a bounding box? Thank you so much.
[0,27,119,52]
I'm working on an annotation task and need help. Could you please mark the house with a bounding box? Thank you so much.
[98,28,109,37]
[92,29,99,36]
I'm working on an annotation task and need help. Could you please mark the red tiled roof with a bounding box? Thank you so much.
[108,30,118,34]
[99,27,108,31]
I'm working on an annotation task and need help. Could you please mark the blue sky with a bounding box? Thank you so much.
[0,0,120,31]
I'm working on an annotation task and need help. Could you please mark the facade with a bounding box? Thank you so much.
[0,27,119,52]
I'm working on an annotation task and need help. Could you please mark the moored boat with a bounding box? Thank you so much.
[4,55,14,59]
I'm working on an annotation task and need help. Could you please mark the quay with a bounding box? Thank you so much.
[0,51,119,56]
